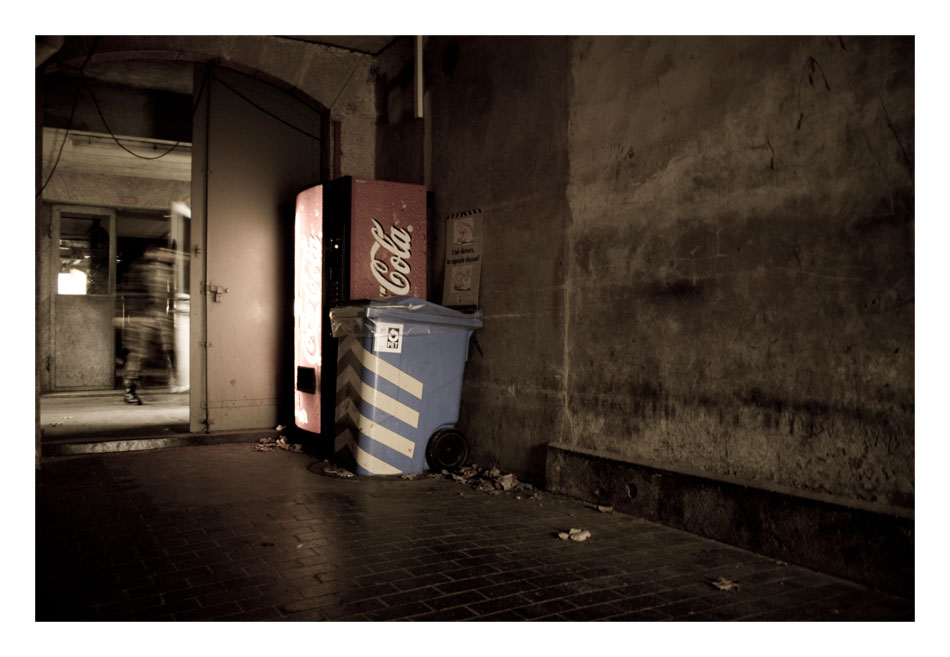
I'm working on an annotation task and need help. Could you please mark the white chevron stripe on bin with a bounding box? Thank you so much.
[338,335,424,399]
[335,399,415,459]
[336,364,420,428]
[335,428,402,475]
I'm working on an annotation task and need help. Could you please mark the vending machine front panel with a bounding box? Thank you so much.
[293,185,323,432]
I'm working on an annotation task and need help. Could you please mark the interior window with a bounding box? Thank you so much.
[58,216,110,295]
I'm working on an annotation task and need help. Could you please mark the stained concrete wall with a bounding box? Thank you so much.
[43,73,192,143]
[563,36,914,511]
[42,172,191,210]
[375,37,424,186]
[414,36,913,512]
[425,37,572,483]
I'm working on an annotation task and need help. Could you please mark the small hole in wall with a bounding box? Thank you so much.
[627,483,638,499]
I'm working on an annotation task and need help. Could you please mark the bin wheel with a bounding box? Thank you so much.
[426,428,469,472]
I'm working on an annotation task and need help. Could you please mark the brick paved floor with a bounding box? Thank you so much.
[35,444,914,622]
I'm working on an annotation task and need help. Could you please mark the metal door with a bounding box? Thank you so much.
[50,205,116,390]
[191,65,324,432]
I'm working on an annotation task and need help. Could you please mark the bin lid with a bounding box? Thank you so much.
[330,297,482,337]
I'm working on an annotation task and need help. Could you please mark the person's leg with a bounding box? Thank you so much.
[123,321,145,404]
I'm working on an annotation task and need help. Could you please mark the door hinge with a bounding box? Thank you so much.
[193,245,202,257]
[201,282,229,302]
[200,341,213,348]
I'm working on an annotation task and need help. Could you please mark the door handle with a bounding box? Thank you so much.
[202,282,229,302]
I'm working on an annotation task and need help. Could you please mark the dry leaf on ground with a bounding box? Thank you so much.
[709,577,741,591]
[558,528,591,542]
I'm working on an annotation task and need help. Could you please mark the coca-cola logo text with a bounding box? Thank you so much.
[370,218,412,297]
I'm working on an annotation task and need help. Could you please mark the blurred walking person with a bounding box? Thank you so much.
[121,245,174,404]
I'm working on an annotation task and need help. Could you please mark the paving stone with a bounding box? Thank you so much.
[412,605,478,621]
[654,596,719,619]
[479,580,540,599]
[353,568,413,587]
[475,608,529,621]
[390,572,453,591]
[379,586,443,608]
[424,589,487,610]
[311,597,388,621]
[338,582,398,603]
[363,600,433,621]
[468,593,533,616]
[175,601,243,621]
[521,584,579,603]
[35,444,914,622]
[563,588,625,607]
[276,592,342,615]
[653,584,708,604]
[526,572,584,588]
[218,606,283,622]
[608,607,675,621]
[434,576,496,595]
[133,597,202,620]
[609,593,671,613]
[484,569,542,586]
[443,564,500,581]
[196,586,266,609]
[510,597,578,619]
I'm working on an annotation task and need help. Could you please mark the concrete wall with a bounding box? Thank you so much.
[563,36,914,512]
[42,171,191,210]
[375,37,424,186]
[425,37,572,483]
[415,36,914,513]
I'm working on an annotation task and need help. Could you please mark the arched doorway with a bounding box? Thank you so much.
[38,47,330,447]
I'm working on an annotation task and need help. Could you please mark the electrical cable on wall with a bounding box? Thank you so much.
[87,60,208,155]
[192,69,208,117]
[209,70,322,142]
[39,36,202,194]
[87,87,184,160]
[37,81,80,197]
[40,43,319,196]
[37,38,99,197]
[328,59,361,114]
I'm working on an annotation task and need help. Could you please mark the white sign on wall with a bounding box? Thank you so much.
[442,209,483,308]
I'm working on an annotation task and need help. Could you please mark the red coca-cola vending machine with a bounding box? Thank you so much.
[293,177,427,439]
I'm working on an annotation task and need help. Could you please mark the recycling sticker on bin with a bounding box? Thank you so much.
[374,322,404,353]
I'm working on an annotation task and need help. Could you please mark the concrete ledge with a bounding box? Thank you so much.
[42,429,278,458]
[545,444,914,597]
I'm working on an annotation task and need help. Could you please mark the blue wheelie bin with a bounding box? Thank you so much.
[329,297,482,476]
